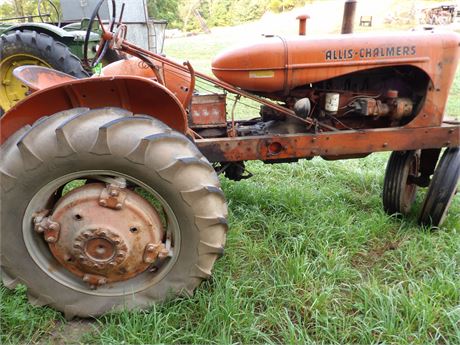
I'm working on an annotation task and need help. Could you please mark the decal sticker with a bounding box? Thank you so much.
[249,70,275,78]
[325,46,417,61]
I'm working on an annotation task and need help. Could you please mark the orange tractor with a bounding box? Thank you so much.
[1,0,459,318]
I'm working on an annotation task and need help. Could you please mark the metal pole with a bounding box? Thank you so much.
[341,0,357,34]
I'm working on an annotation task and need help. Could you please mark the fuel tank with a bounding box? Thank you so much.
[211,31,460,94]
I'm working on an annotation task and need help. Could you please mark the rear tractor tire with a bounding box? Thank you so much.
[0,30,89,112]
[383,150,420,215]
[0,107,227,318]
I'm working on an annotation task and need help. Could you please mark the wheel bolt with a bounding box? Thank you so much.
[83,275,90,282]
[46,236,56,243]
[110,190,119,197]
[49,223,58,230]
[99,199,107,206]
[98,278,107,285]
[115,203,123,210]
[35,225,45,233]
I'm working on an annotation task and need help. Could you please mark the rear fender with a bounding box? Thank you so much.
[2,23,75,40]
[0,76,188,145]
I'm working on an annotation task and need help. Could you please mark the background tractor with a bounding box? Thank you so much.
[0,0,167,113]
[0,0,459,318]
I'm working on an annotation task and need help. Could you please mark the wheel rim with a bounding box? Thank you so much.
[23,170,181,296]
[0,54,51,111]
[401,152,419,212]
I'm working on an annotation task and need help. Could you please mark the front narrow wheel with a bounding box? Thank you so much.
[0,107,227,318]
[419,147,460,228]
[383,150,420,215]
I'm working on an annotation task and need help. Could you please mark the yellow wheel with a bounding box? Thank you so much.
[0,54,51,112]
[0,30,89,113]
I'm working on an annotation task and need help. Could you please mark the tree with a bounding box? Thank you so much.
[147,0,180,28]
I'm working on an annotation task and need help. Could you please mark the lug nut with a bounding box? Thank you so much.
[98,278,107,285]
[45,236,56,243]
[144,257,153,263]
[49,223,58,230]
[83,275,90,282]
[115,203,123,210]
[110,189,119,197]
[99,199,107,206]
[34,225,45,233]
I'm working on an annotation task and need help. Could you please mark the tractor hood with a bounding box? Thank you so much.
[211,30,460,94]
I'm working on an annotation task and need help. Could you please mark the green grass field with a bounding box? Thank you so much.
[1,29,460,344]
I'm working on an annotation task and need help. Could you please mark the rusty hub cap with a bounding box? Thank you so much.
[43,183,165,286]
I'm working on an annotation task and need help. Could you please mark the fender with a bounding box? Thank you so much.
[1,23,99,43]
[0,76,188,145]
[3,23,74,40]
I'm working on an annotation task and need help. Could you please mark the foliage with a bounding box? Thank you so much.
[0,0,60,21]
[0,0,315,31]
[147,0,180,28]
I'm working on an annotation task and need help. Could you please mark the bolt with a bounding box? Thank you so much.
[383,143,388,148]
[110,189,119,197]
[45,236,56,243]
[98,230,107,237]
[159,250,169,259]
[144,256,153,263]
[82,231,92,238]
[83,274,90,282]
[99,199,107,206]
[35,225,45,233]
[146,244,156,252]
[115,203,123,210]
[108,262,117,267]
[49,223,58,230]
[98,278,107,285]
[79,255,85,260]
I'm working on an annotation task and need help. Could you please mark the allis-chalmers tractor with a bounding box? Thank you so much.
[0,0,459,318]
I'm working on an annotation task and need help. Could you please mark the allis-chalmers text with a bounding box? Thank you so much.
[325,46,417,61]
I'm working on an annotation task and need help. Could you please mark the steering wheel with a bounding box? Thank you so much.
[38,0,61,27]
[83,0,117,68]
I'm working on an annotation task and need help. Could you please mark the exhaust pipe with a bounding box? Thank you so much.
[296,14,310,36]
[341,0,357,34]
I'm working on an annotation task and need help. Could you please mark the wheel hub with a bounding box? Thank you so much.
[73,228,128,270]
[36,183,166,287]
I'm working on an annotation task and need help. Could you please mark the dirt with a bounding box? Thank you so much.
[41,319,96,345]
[351,237,405,272]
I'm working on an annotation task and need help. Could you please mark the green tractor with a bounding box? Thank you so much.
[0,0,115,113]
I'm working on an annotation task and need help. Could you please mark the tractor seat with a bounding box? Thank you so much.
[13,65,78,92]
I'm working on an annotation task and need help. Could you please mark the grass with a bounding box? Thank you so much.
[1,22,460,345]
